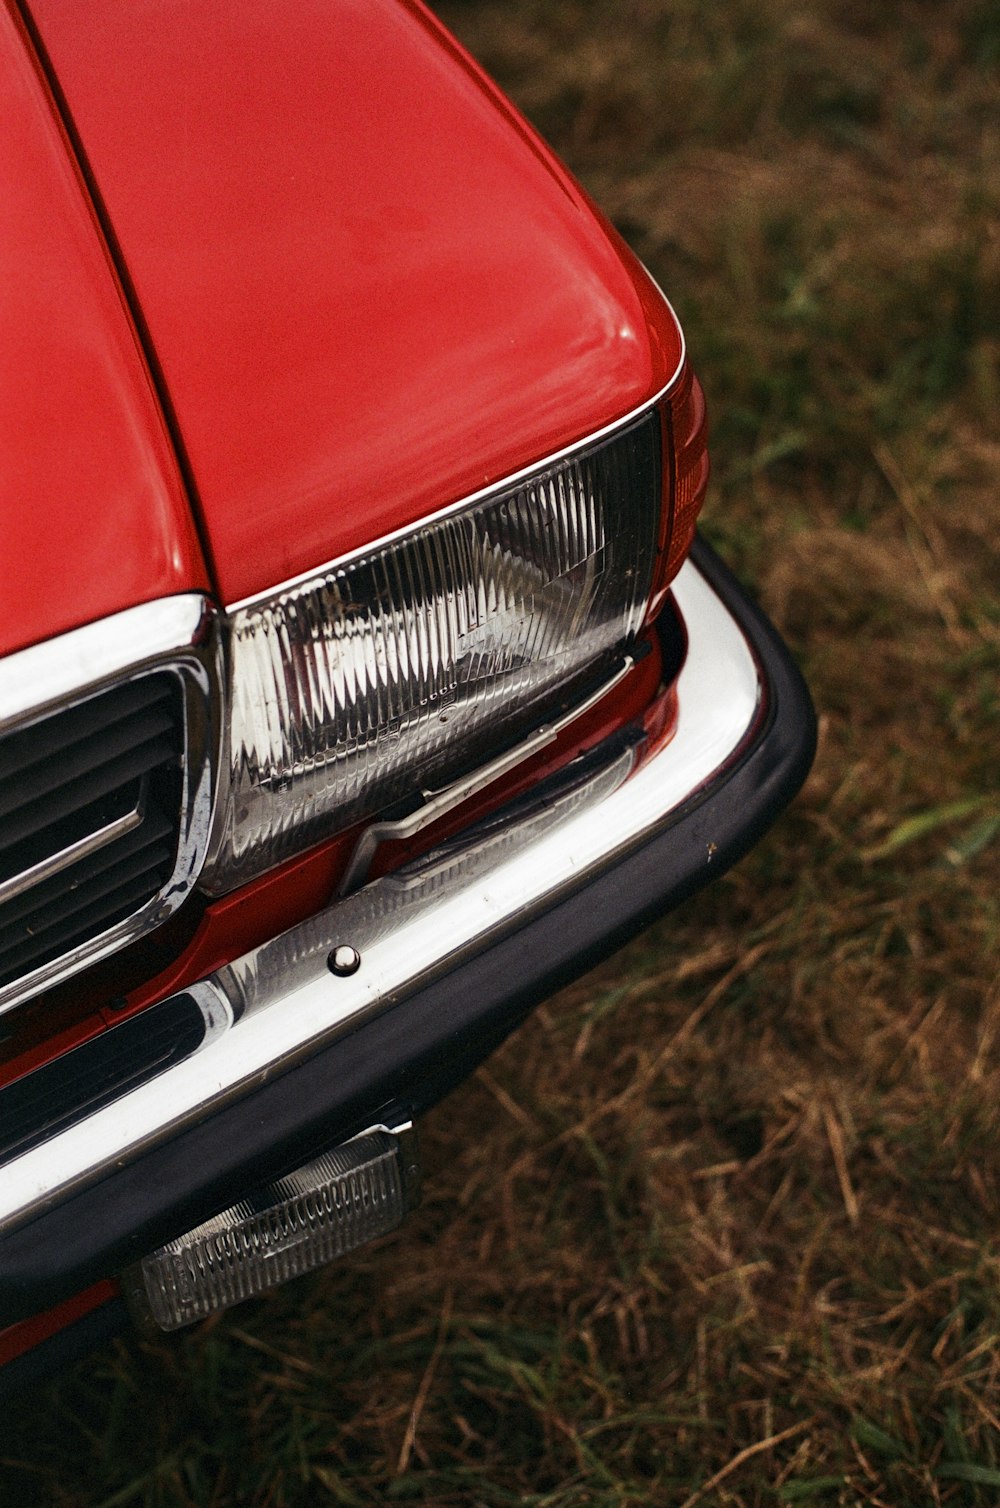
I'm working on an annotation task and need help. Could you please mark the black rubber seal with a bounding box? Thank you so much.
[0,537,815,1327]
[0,992,206,1163]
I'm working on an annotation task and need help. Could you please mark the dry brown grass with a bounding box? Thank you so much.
[3,0,998,1503]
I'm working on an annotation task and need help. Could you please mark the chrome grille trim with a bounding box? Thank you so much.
[0,595,221,1017]
[0,784,144,907]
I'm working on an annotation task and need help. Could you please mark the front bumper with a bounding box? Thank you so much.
[0,536,815,1326]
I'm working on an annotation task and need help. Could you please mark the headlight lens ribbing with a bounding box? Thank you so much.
[203,408,662,893]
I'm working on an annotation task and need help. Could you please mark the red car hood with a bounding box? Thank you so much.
[0,3,207,659]
[22,0,682,608]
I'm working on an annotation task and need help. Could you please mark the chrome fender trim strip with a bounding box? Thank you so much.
[0,558,760,1234]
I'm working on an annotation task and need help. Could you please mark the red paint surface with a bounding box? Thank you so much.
[0,1278,119,1366]
[0,3,207,659]
[27,0,682,605]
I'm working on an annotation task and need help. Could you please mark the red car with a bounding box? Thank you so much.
[0,0,814,1381]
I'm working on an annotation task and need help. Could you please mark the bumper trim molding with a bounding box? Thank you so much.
[0,538,815,1322]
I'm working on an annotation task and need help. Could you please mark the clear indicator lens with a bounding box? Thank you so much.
[130,1126,417,1331]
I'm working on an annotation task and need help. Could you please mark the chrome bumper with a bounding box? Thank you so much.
[0,543,804,1261]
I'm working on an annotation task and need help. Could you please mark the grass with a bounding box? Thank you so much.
[3,0,999,1502]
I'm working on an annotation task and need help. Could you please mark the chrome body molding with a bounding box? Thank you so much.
[0,558,759,1233]
[336,653,636,897]
[0,595,222,1017]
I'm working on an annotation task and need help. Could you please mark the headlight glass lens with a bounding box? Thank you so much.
[204,409,661,892]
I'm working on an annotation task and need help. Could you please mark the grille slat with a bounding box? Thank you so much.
[0,703,175,820]
[0,808,173,931]
[0,672,183,995]
[0,678,171,782]
[0,867,174,979]
[0,732,177,857]
[0,826,174,953]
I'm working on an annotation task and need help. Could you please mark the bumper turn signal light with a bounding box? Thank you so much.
[123,1124,419,1332]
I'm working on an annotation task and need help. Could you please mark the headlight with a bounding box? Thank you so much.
[203,407,664,893]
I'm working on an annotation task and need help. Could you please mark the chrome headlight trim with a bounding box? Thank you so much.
[0,595,222,1017]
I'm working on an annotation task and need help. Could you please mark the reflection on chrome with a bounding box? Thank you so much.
[335,653,635,897]
[225,738,640,1018]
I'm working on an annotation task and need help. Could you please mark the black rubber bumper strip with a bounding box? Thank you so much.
[0,536,816,1326]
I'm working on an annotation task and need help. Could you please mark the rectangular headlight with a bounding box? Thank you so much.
[204,409,661,892]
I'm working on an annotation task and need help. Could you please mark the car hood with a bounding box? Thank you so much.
[23,0,682,607]
[0,4,207,659]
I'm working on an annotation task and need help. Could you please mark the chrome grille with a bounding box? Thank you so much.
[0,594,220,1018]
[0,675,183,993]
